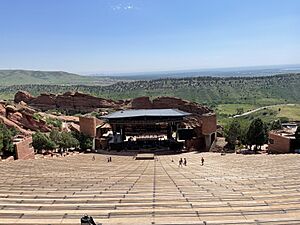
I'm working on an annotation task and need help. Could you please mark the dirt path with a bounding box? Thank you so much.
[232,103,296,118]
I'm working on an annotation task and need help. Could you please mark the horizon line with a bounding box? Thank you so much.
[1,63,300,76]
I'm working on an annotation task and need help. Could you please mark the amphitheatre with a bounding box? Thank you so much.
[1,153,300,224]
[0,91,300,224]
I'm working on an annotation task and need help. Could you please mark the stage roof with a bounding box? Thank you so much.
[102,109,190,120]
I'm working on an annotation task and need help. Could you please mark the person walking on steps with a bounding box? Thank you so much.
[201,157,204,166]
[183,158,187,166]
[179,158,183,167]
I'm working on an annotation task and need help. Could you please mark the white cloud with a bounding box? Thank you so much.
[111,3,137,11]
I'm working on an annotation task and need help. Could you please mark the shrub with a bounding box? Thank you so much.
[46,117,62,128]
[32,131,56,152]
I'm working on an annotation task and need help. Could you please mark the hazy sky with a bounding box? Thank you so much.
[0,0,299,74]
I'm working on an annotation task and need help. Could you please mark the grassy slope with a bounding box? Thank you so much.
[0,70,120,86]
[0,73,299,124]
[216,104,256,116]
[2,73,299,104]
[85,73,300,106]
[218,104,300,127]
[269,104,300,121]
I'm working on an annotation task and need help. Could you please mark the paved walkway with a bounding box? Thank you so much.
[1,153,300,224]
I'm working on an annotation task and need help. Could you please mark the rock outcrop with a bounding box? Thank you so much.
[15,91,213,116]
[15,91,121,113]
[130,96,212,114]
[0,115,32,135]
[7,111,51,133]
[143,96,212,115]
[14,91,34,104]
[0,103,6,116]
[131,97,153,109]
[0,102,52,134]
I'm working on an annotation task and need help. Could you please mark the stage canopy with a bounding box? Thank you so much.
[102,109,191,124]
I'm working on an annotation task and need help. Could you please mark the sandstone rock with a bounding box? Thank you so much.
[14,91,34,103]
[6,105,18,113]
[19,101,27,106]
[68,122,80,132]
[14,91,122,113]
[152,96,212,115]
[7,111,51,133]
[14,91,213,117]
[130,96,212,115]
[19,105,36,116]
[0,115,32,135]
[131,96,152,109]
[0,103,6,116]
[39,112,79,123]
[31,93,57,110]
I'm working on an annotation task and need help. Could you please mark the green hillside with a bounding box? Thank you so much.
[219,104,300,126]
[0,70,120,86]
[1,73,299,108]
[1,73,299,124]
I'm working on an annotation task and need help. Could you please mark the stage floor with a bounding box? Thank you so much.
[135,153,155,160]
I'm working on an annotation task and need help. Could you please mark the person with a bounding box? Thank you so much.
[201,157,204,166]
[92,156,95,161]
[81,214,97,225]
[179,158,183,167]
[183,158,187,166]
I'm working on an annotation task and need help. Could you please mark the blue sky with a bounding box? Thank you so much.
[0,0,299,74]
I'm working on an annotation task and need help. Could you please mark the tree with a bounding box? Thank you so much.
[270,120,282,131]
[72,131,93,150]
[32,131,56,152]
[59,132,79,151]
[0,124,15,154]
[246,118,267,152]
[236,108,244,115]
[49,129,62,146]
[225,120,241,150]
[49,130,80,151]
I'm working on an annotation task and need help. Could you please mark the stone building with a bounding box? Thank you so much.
[268,124,300,153]
[13,136,35,160]
[79,116,110,150]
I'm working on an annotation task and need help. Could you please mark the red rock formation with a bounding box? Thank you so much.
[152,96,212,115]
[14,92,214,128]
[14,91,34,103]
[14,91,121,113]
[39,112,79,123]
[0,115,32,135]
[0,103,52,133]
[30,93,57,110]
[7,111,51,133]
[131,96,153,109]
[0,103,6,116]
[130,96,212,116]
